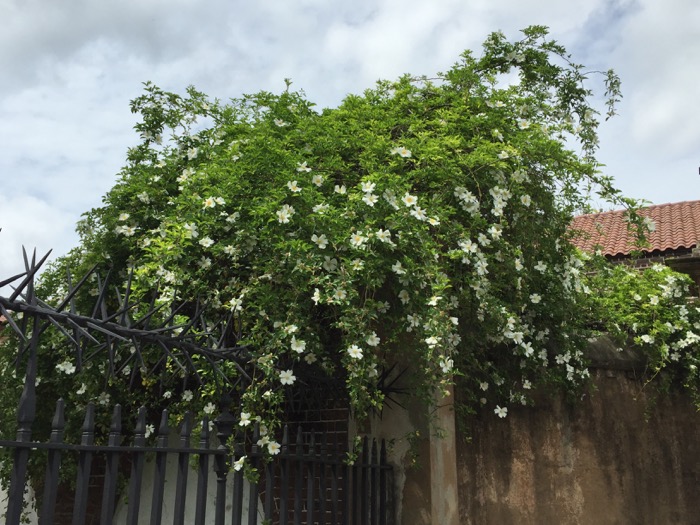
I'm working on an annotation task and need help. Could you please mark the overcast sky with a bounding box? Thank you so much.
[1,0,699,286]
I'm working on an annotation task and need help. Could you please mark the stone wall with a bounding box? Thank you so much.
[456,339,700,525]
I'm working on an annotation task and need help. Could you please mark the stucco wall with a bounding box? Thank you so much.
[456,343,700,525]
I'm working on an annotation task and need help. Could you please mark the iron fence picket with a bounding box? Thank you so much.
[370,440,379,525]
[39,399,65,525]
[100,405,123,525]
[337,431,349,525]
[194,416,211,525]
[231,437,245,525]
[6,317,40,525]
[72,403,96,525]
[264,455,274,520]
[363,437,371,525]
[307,433,317,525]
[173,412,193,525]
[279,425,290,525]
[247,424,261,525]
[352,452,361,525]
[294,426,303,525]
[319,434,328,525]
[125,407,147,525]
[150,410,170,525]
[212,402,234,525]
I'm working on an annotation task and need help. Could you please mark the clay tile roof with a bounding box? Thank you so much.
[570,200,700,257]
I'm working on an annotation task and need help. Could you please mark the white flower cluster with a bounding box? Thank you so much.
[56,360,76,374]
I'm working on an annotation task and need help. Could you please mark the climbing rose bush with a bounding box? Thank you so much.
[4,26,655,450]
[584,259,700,406]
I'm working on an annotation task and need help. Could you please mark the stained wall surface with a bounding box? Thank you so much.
[457,356,700,525]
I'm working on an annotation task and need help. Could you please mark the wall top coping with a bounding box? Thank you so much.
[586,336,647,371]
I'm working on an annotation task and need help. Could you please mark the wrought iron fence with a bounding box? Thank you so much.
[0,250,393,524]
[0,397,393,525]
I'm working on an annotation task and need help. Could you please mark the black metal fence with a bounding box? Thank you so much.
[0,251,393,524]
[0,398,393,525]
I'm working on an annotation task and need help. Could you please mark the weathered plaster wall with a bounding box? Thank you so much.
[456,342,700,525]
[363,392,431,525]
[0,485,38,525]
[366,387,460,525]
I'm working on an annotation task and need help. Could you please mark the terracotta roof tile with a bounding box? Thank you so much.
[570,200,700,256]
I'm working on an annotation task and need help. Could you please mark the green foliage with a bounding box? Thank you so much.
[12,26,688,465]
[584,259,700,405]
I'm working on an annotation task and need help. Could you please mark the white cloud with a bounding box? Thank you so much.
[612,0,700,154]
[1,0,699,292]
[0,195,75,290]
